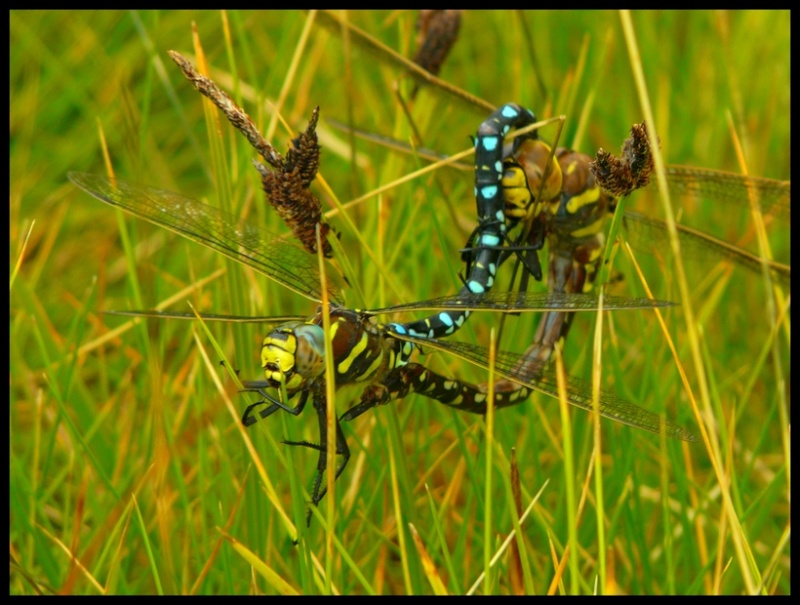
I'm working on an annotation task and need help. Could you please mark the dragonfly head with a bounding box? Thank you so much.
[261,322,326,390]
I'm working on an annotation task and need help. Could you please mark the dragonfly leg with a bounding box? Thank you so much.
[510,217,548,292]
[240,388,309,426]
[339,376,399,422]
[282,395,351,526]
[461,217,545,285]
[241,401,281,427]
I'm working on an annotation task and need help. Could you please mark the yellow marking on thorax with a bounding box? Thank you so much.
[570,215,606,239]
[356,350,385,383]
[328,319,341,341]
[566,186,600,214]
[336,331,369,375]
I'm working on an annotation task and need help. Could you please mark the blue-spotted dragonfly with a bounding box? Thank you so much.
[69,169,693,520]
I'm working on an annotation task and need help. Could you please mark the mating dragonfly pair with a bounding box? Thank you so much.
[74,49,791,523]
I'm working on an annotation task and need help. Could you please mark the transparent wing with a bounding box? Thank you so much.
[622,211,790,286]
[664,165,790,219]
[102,289,672,326]
[103,310,307,323]
[371,291,675,314]
[69,172,342,304]
[392,331,697,442]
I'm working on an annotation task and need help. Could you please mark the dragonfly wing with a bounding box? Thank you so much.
[665,165,790,219]
[392,332,696,442]
[371,291,675,315]
[622,211,790,286]
[69,172,343,305]
[103,309,308,323]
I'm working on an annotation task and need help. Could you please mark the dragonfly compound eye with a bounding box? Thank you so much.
[292,324,326,379]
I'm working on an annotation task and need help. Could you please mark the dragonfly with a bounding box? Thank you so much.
[69,169,692,523]
[326,104,788,451]
[315,10,789,287]
[329,120,790,287]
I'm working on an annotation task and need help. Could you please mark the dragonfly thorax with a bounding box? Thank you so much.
[259,309,399,395]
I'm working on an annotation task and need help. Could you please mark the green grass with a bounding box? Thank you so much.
[10,10,790,595]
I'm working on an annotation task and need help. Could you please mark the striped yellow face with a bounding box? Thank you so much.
[260,322,326,391]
